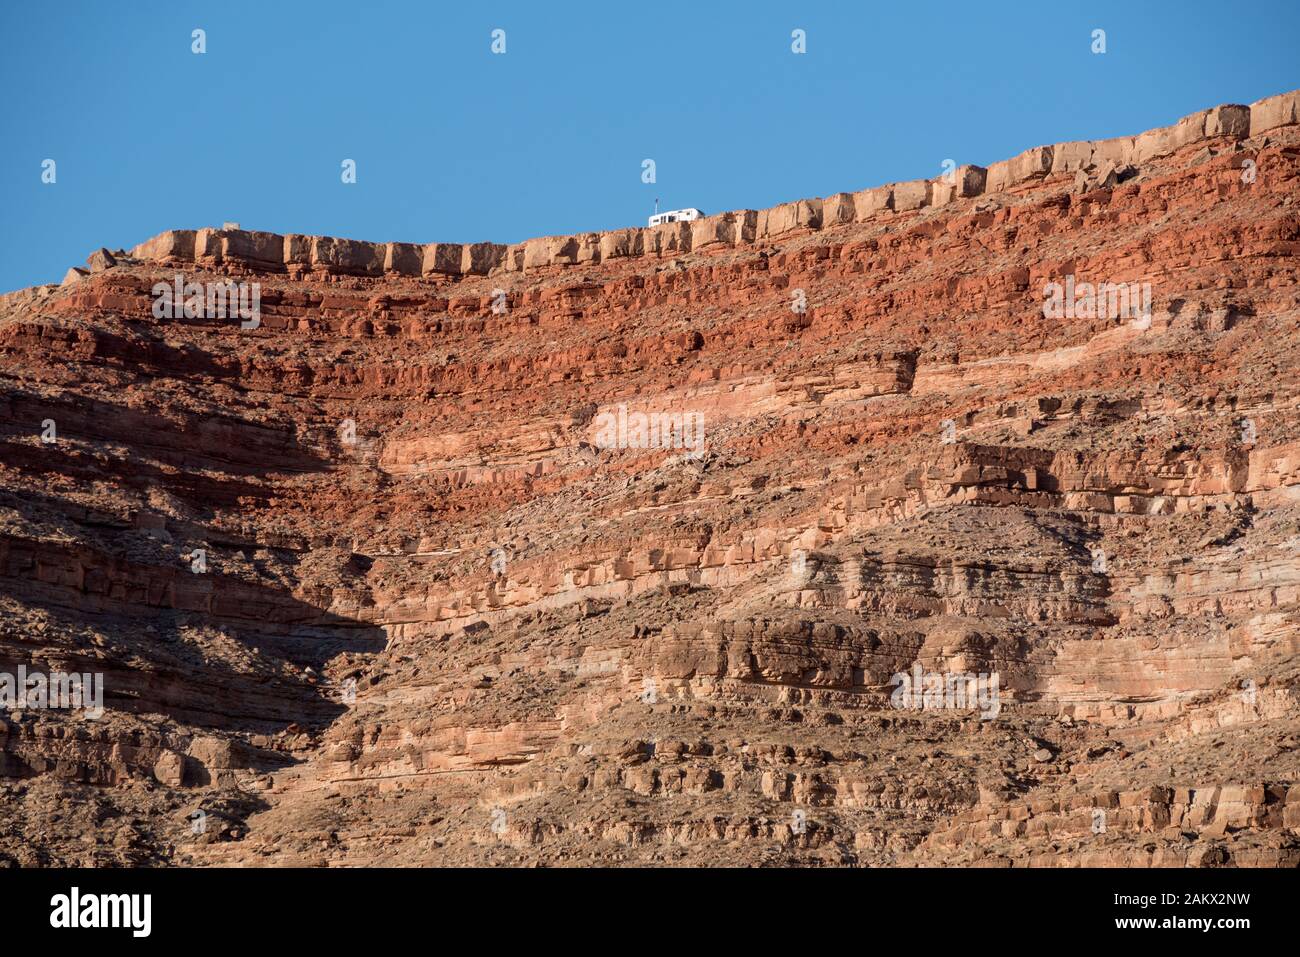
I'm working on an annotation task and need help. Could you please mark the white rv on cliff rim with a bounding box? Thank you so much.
[647,207,704,227]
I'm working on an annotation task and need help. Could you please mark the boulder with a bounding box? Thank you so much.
[86,247,117,272]
[187,735,248,770]
[153,750,185,787]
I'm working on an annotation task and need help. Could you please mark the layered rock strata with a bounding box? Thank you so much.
[1,89,1298,866]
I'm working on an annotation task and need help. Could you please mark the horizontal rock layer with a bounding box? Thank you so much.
[120,92,1297,278]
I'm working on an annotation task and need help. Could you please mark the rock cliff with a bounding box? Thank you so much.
[1,89,1298,866]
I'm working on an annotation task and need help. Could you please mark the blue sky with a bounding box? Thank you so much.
[2,0,1298,292]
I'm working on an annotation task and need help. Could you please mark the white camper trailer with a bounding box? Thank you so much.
[647,207,704,227]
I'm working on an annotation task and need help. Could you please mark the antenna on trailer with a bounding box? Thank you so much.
[654,197,659,215]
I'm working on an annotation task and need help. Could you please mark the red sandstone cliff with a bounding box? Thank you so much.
[1,89,1298,866]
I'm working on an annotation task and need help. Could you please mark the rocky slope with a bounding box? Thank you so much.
[1,90,1298,867]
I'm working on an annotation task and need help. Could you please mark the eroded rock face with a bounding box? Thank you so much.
[1,92,1299,867]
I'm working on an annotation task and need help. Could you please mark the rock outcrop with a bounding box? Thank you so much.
[1,89,1298,867]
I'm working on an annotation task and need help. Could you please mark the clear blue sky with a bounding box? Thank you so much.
[2,0,1298,293]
